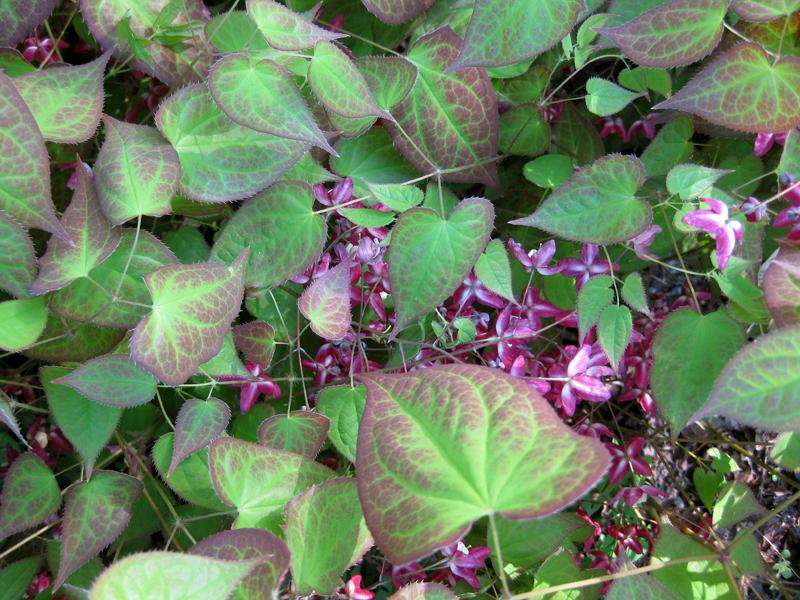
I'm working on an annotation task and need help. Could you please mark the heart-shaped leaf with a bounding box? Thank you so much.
[388,583,457,600]
[190,529,290,600]
[168,398,231,476]
[209,54,333,153]
[246,0,345,50]
[621,272,650,316]
[712,480,764,527]
[359,0,434,24]
[0,71,66,240]
[732,0,800,21]
[233,321,276,367]
[0,453,60,540]
[153,433,228,511]
[205,10,274,54]
[366,182,424,212]
[131,251,247,385]
[697,326,800,431]
[640,115,694,177]
[451,0,584,69]
[474,239,514,302]
[52,354,157,408]
[258,411,330,458]
[209,438,336,530]
[577,275,614,342]
[211,181,326,291]
[655,43,800,133]
[511,154,651,244]
[298,260,353,340]
[596,0,727,68]
[11,53,109,143]
[285,478,373,594]
[55,470,142,589]
[584,78,643,116]
[357,56,418,110]
[498,104,550,155]
[666,164,731,200]
[94,117,180,225]
[0,0,56,46]
[771,432,800,470]
[0,296,48,352]
[764,241,800,328]
[387,198,494,333]
[598,304,633,370]
[0,212,36,299]
[155,84,309,202]
[316,385,366,463]
[387,28,499,186]
[24,317,125,363]
[356,364,610,564]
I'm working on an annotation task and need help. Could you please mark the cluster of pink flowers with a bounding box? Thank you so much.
[597,114,658,143]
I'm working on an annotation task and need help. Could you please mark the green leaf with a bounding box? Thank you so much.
[651,309,745,433]
[283,151,339,186]
[31,163,121,295]
[366,182,424,212]
[388,583,457,600]
[606,573,678,600]
[162,226,210,264]
[0,71,67,239]
[618,67,671,97]
[0,0,56,46]
[199,332,248,378]
[499,104,550,155]
[298,260,354,341]
[246,0,345,50]
[0,390,27,448]
[553,103,604,166]
[732,0,800,21]
[597,0,726,68]
[0,212,36,299]
[153,432,228,511]
[89,551,256,600]
[452,0,584,69]
[189,529,290,600]
[233,321,276,367]
[771,432,800,470]
[94,116,180,225]
[331,128,417,196]
[211,181,326,291]
[205,11,274,53]
[340,207,396,227]
[209,54,334,153]
[531,549,602,598]
[494,65,549,106]
[387,198,494,333]
[511,155,650,244]
[730,531,767,577]
[316,385,366,463]
[23,316,125,363]
[698,326,800,431]
[523,154,574,189]
[168,398,231,476]
[11,53,109,143]
[577,275,614,342]
[0,296,48,352]
[621,272,650,316]
[655,43,800,133]
[640,116,693,177]
[779,128,800,176]
[712,481,764,528]
[55,471,142,589]
[357,56,418,110]
[258,411,330,458]
[585,78,643,116]
[475,239,515,302]
[0,453,60,540]
[598,304,633,370]
[764,241,800,329]
[130,252,247,385]
[285,478,373,594]
[356,365,610,564]
[0,557,41,600]
[388,28,499,186]
[693,467,726,511]
[666,164,731,200]
[209,438,336,530]
[359,0,434,25]
[52,354,157,408]
[155,84,309,202]
[489,512,592,570]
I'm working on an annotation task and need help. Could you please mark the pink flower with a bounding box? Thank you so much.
[774,206,800,240]
[344,575,374,600]
[629,225,661,260]
[625,114,658,142]
[22,36,69,64]
[453,272,506,310]
[218,362,281,414]
[439,542,491,590]
[612,485,666,507]
[598,117,626,139]
[754,131,787,157]
[508,239,561,275]
[605,437,653,486]
[740,197,767,223]
[682,197,743,270]
[549,345,613,416]
[558,244,616,290]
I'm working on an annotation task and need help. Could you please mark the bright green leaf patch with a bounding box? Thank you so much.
[316,385,366,463]
[246,0,345,50]
[585,78,643,116]
[0,296,48,352]
[475,239,515,302]
[666,164,732,200]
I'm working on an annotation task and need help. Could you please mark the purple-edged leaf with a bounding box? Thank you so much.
[764,241,800,328]
[0,453,60,540]
[233,321,276,368]
[0,390,29,448]
[246,0,345,50]
[50,229,178,329]
[79,0,213,86]
[90,552,255,600]
[209,437,336,530]
[55,470,142,589]
[11,53,109,143]
[0,71,66,240]
[24,316,125,362]
[31,164,120,295]
[360,0,434,25]
[94,116,179,225]
[257,411,330,458]
[168,398,231,476]
[190,529,290,600]
[357,56,418,111]
[0,211,36,299]
[210,181,326,291]
[285,478,373,594]
[0,296,48,352]
[696,326,800,431]
[654,43,800,133]
[387,28,500,186]
[606,574,679,600]
[209,54,334,153]
[356,364,611,564]
[0,0,57,46]
[131,251,247,385]
[309,42,390,120]
[316,385,366,463]
[155,85,309,202]
[389,583,457,600]
[712,480,764,527]
[733,0,800,22]
[511,154,650,244]
[451,0,584,69]
[596,0,726,68]
[298,260,352,340]
[387,198,494,333]
[52,354,157,408]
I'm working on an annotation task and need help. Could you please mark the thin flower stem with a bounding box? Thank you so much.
[114,214,142,300]
[0,521,60,561]
[723,22,776,57]
[488,513,512,599]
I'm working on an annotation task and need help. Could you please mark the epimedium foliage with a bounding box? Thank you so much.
[0,1,799,599]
